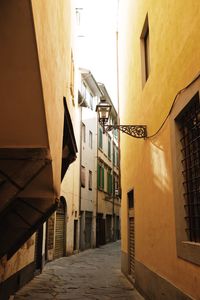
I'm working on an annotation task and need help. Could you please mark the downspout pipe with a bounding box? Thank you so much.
[78,106,82,251]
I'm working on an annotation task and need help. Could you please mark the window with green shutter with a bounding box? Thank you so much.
[102,167,104,190]
[97,164,105,190]
[113,145,115,165]
[97,164,101,189]
[107,171,112,195]
[110,174,112,195]
[108,136,111,159]
[116,148,118,167]
[107,170,109,193]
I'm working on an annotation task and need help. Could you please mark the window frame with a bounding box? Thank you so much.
[98,127,103,150]
[97,163,104,191]
[88,170,92,191]
[107,168,112,195]
[170,78,200,266]
[81,165,86,188]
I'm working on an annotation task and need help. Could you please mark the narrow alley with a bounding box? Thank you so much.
[14,242,143,300]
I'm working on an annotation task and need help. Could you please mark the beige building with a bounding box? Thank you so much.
[78,69,102,250]
[119,1,200,299]
[96,83,121,246]
[0,1,77,299]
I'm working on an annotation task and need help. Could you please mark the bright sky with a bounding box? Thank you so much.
[75,0,119,109]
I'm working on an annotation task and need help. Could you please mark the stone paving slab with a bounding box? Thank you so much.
[14,241,144,300]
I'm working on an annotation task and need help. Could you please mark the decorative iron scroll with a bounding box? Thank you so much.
[104,125,147,138]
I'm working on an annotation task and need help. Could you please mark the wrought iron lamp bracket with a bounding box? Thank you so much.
[101,124,147,138]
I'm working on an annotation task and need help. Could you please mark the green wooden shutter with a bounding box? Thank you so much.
[108,138,111,159]
[116,149,118,166]
[110,174,113,194]
[108,173,112,195]
[113,146,115,165]
[102,167,104,190]
[97,164,101,189]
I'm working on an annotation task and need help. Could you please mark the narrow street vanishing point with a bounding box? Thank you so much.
[14,241,143,300]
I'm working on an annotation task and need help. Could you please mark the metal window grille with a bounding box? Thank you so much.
[177,93,200,242]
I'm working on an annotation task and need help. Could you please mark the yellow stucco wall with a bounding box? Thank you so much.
[0,1,48,147]
[119,0,200,298]
[31,0,72,196]
[0,0,73,284]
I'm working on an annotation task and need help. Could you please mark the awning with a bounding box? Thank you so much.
[61,99,78,180]
[0,148,57,259]
[0,100,78,259]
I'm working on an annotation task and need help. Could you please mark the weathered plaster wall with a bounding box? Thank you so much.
[0,236,35,282]
[119,0,200,299]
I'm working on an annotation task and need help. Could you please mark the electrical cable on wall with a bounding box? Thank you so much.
[147,71,200,139]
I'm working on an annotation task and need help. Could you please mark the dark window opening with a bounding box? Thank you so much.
[81,165,86,188]
[128,190,134,209]
[176,92,200,242]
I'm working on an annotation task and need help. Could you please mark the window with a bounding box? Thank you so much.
[82,122,86,143]
[98,127,103,149]
[113,145,119,167]
[81,166,86,188]
[114,129,118,142]
[128,190,134,209]
[108,136,111,159]
[141,14,150,85]
[107,169,112,195]
[97,164,104,190]
[116,147,119,167]
[114,174,119,196]
[113,144,116,165]
[171,83,200,266]
[89,130,93,149]
[89,170,92,190]
[176,93,200,243]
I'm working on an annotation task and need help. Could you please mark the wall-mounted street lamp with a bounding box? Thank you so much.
[96,97,147,138]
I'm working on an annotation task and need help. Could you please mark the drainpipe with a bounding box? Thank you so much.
[116,0,121,239]
[116,1,121,199]
[79,106,83,251]
[96,115,99,247]
[112,141,115,242]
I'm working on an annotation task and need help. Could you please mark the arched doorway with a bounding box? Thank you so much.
[54,196,67,259]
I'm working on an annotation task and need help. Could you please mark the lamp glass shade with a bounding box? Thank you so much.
[96,100,112,123]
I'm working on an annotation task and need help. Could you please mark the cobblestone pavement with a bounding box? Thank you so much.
[14,241,144,300]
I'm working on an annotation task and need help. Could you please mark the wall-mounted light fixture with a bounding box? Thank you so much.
[96,97,147,138]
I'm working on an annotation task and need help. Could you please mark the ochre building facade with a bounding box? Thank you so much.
[0,1,77,299]
[119,1,200,299]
